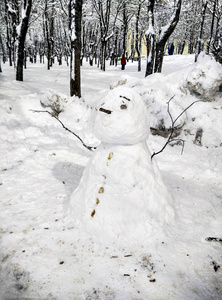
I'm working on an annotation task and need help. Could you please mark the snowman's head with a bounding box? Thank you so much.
[94,87,150,144]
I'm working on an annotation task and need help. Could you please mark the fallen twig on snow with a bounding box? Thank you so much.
[30,109,95,151]
[205,237,222,243]
[151,97,203,160]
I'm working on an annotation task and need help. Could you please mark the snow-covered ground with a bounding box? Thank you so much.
[0,54,222,299]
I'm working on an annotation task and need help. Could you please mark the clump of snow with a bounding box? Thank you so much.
[109,77,127,90]
[69,87,174,242]
[182,52,222,101]
[58,96,99,148]
[40,90,69,116]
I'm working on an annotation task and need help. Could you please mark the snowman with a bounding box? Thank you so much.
[69,86,174,240]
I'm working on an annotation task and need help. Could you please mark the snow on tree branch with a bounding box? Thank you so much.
[158,0,182,42]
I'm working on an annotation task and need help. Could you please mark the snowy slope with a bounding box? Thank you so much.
[0,54,222,299]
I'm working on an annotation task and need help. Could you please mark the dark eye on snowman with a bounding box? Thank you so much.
[120,95,130,102]
[120,104,127,110]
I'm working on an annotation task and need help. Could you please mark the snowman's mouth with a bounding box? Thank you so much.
[99,107,112,114]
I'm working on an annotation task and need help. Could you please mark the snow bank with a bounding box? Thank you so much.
[107,54,222,149]
[182,52,222,102]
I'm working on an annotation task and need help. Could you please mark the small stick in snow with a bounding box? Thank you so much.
[205,237,222,243]
[30,109,96,151]
[151,97,203,160]
[99,107,112,114]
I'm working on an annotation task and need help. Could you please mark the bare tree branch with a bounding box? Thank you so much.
[30,109,95,151]
[151,97,203,160]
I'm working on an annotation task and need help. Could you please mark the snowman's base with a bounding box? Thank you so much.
[70,141,174,241]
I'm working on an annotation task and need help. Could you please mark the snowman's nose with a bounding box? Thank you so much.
[99,107,112,114]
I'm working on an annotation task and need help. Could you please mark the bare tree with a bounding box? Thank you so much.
[154,0,182,73]
[44,0,55,70]
[0,33,7,66]
[206,0,217,55]
[195,0,208,62]
[93,0,122,71]
[135,0,145,71]
[121,0,134,57]
[16,0,32,81]
[213,12,222,63]
[69,0,83,97]
[4,0,20,67]
[145,0,155,76]
[145,0,182,76]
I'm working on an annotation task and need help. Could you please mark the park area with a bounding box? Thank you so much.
[0,54,222,299]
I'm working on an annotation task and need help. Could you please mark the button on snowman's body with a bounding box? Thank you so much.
[70,87,174,240]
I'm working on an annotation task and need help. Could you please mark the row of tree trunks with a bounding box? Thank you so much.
[4,0,19,67]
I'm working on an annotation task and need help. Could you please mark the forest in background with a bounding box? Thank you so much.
[0,0,222,96]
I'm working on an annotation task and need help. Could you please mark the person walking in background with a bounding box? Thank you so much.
[168,43,174,55]
[121,55,126,70]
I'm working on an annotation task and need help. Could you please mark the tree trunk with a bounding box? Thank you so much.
[44,1,51,70]
[0,34,6,67]
[154,0,182,73]
[69,0,83,98]
[145,0,155,77]
[213,14,222,63]
[195,0,208,62]
[16,0,32,81]
[4,0,17,67]
[100,40,106,71]
[122,1,127,56]
[206,0,217,55]
[135,2,142,72]
[154,41,165,73]
[94,0,118,72]
[49,3,54,67]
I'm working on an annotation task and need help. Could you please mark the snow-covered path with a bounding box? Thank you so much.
[0,55,222,299]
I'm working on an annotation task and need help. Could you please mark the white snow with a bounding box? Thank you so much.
[0,53,222,299]
[69,86,174,242]
[94,87,150,144]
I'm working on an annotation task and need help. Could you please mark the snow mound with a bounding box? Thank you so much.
[109,73,187,136]
[40,90,69,116]
[107,55,222,148]
[109,76,128,90]
[182,52,222,101]
[69,87,174,242]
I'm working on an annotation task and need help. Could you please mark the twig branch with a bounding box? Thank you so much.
[30,109,95,151]
[151,98,203,160]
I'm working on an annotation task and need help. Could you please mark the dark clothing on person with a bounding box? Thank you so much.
[121,56,126,70]
[168,43,174,55]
